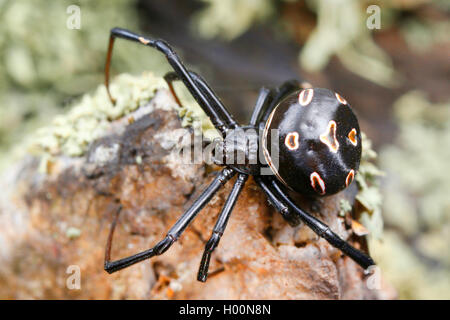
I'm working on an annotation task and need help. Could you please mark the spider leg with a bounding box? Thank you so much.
[164,71,237,129]
[259,177,375,269]
[104,168,236,274]
[105,27,236,136]
[249,87,273,127]
[163,72,184,107]
[197,173,248,282]
[254,176,301,226]
[259,79,301,123]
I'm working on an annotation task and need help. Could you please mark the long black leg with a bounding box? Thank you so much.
[164,71,238,129]
[260,79,301,123]
[197,173,248,282]
[264,177,375,269]
[249,81,304,226]
[254,176,301,226]
[105,27,235,136]
[249,87,273,127]
[104,168,236,273]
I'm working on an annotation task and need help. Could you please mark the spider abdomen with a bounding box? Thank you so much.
[262,88,362,196]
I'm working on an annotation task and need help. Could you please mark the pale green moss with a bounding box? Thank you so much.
[29,73,167,157]
[192,0,400,87]
[375,91,450,299]
[26,72,218,161]
[355,132,384,240]
[171,82,221,141]
[191,0,274,40]
[401,17,450,53]
[339,199,352,217]
[300,0,400,87]
[66,227,81,240]
[0,0,169,169]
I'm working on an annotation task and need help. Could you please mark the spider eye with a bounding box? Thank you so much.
[263,88,361,196]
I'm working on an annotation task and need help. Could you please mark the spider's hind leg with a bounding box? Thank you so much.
[197,173,248,282]
[254,176,301,226]
[260,177,375,270]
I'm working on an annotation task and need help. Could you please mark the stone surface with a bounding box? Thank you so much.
[0,89,394,299]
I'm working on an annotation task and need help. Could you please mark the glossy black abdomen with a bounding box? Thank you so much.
[262,88,362,196]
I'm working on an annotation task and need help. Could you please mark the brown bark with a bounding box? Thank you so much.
[0,89,394,299]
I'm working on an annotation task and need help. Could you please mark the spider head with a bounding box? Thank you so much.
[262,88,362,196]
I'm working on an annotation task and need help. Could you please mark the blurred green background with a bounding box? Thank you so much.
[0,0,449,299]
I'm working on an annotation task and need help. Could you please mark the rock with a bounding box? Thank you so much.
[0,79,394,299]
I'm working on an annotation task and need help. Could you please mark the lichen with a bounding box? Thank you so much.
[355,132,385,240]
[18,72,218,170]
[171,82,221,141]
[66,227,81,240]
[0,0,170,169]
[374,91,450,299]
[339,199,352,217]
[192,0,400,87]
[191,0,274,40]
[28,73,167,158]
[400,10,450,53]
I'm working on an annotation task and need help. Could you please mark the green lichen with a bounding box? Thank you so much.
[339,199,352,217]
[192,0,400,87]
[356,132,384,240]
[191,0,274,40]
[25,72,218,162]
[66,227,81,240]
[29,72,167,158]
[400,10,450,53]
[374,91,450,299]
[171,82,220,141]
[0,0,170,169]
[300,0,400,87]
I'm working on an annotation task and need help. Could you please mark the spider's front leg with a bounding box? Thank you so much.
[104,168,235,274]
[163,71,237,130]
[251,79,301,126]
[104,27,237,136]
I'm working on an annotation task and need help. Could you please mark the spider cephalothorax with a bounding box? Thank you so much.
[102,27,375,283]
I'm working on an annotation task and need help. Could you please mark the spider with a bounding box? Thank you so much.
[103,27,375,282]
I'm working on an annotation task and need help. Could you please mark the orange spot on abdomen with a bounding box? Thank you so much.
[320,120,339,153]
[310,172,326,195]
[285,132,300,150]
[348,128,357,146]
[345,169,355,187]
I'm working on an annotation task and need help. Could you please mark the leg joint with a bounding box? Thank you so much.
[205,233,221,253]
[154,235,176,255]
[219,168,235,184]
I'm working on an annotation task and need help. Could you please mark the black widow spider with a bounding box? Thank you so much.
[103,27,376,282]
